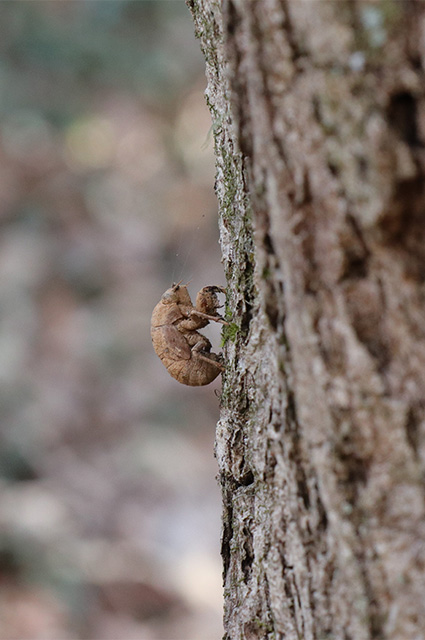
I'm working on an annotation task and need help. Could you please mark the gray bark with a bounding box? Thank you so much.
[187,1,425,639]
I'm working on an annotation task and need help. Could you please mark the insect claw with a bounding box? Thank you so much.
[208,285,226,294]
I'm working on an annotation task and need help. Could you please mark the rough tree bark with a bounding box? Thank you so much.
[187,1,425,639]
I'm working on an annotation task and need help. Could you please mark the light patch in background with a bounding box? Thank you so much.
[174,551,222,611]
[65,116,116,170]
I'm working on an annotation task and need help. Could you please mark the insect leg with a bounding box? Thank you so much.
[196,352,225,372]
[190,310,229,325]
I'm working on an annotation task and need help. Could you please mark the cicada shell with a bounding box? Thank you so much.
[151,283,226,386]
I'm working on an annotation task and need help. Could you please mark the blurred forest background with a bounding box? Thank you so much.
[0,2,224,638]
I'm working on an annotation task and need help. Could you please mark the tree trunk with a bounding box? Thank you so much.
[187,1,425,638]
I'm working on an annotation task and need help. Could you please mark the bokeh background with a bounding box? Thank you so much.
[0,2,225,638]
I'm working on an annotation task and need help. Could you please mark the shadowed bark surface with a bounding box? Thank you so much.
[188,1,425,638]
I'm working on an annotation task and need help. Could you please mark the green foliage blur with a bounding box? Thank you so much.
[0,1,202,117]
